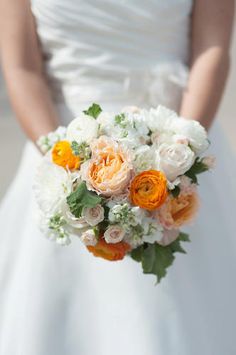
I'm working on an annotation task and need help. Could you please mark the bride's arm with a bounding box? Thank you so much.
[0,0,59,143]
[180,0,235,129]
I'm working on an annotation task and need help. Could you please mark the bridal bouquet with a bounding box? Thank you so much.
[35,104,214,282]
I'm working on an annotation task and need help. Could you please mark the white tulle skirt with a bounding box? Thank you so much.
[0,119,236,355]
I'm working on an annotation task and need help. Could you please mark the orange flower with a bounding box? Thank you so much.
[130,170,167,211]
[52,141,80,170]
[158,191,199,229]
[87,239,131,261]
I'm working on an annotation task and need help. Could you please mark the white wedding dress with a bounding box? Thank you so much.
[0,1,236,354]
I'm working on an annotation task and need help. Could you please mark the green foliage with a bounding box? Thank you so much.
[130,232,190,283]
[171,185,180,198]
[83,103,102,119]
[66,182,102,218]
[71,141,91,161]
[114,113,127,128]
[185,157,209,184]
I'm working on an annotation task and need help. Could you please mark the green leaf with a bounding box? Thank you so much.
[142,244,175,283]
[171,185,180,198]
[114,113,127,128]
[178,232,190,242]
[185,158,209,184]
[169,239,186,254]
[66,182,102,218]
[83,103,102,119]
[130,245,144,262]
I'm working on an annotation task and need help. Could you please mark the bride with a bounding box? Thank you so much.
[0,0,236,354]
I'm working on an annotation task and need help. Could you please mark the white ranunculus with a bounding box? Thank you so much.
[34,158,73,215]
[146,105,179,133]
[80,229,98,246]
[156,142,195,181]
[104,225,125,244]
[172,118,209,154]
[83,205,105,226]
[66,113,99,144]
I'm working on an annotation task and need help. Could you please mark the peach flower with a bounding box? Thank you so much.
[157,191,199,229]
[85,136,133,196]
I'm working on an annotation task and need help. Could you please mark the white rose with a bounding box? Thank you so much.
[83,205,104,226]
[66,113,99,144]
[104,225,125,244]
[156,143,195,181]
[61,201,88,229]
[81,229,98,246]
[173,118,209,154]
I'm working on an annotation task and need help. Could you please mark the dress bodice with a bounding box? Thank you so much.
[31,0,193,116]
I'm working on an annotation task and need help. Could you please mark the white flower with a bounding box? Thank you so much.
[61,201,88,229]
[173,118,209,154]
[133,145,155,172]
[104,225,125,244]
[80,229,98,246]
[108,203,146,231]
[66,113,99,144]
[142,217,163,244]
[146,105,179,133]
[34,157,73,215]
[156,142,195,181]
[37,126,67,154]
[202,155,216,169]
[83,205,104,226]
[56,236,71,246]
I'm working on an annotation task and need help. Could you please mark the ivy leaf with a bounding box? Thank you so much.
[178,232,190,242]
[185,158,209,184]
[171,185,180,198]
[66,182,102,218]
[83,103,102,119]
[141,244,175,283]
[130,245,144,262]
[169,239,186,254]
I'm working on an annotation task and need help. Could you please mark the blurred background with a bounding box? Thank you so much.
[0,27,236,201]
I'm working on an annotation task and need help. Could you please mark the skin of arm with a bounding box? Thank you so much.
[180,0,235,129]
[0,0,59,143]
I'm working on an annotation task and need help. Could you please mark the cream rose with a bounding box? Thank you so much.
[156,142,195,181]
[104,225,125,244]
[80,229,98,246]
[83,205,104,226]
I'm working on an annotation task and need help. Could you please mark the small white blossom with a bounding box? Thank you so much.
[81,229,98,246]
[83,205,104,226]
[104,225,125,244]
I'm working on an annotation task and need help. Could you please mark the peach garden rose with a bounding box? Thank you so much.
[84,136,133,196]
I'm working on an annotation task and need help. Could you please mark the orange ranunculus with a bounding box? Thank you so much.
[158,191,199,229]
[52,141,80,170]
[87,239,131,261]
[130,170,167,211]
[87,136,132,196]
